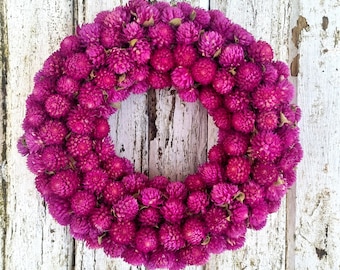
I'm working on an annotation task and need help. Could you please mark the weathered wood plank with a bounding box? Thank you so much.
[4,1,74,269]
[0,1,8,268]
[295,0,340,269]
[205,1,295,269]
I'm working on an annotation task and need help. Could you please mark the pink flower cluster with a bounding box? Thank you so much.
[18,0,303,269]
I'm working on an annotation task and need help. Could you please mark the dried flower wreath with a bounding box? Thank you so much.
[17,0,303,269]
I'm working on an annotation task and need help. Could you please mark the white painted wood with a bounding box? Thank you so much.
[3,1,75,269]
[294,0,340,269]
[2,0,340,269]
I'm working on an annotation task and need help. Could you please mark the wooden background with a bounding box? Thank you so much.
[1,0,339,269]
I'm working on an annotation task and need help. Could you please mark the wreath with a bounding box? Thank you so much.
[17,0,303,269]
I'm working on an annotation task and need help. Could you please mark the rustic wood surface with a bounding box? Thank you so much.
[1,0,339,269]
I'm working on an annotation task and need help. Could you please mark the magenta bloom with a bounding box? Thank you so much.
[161,199,185,224]
[49,170,80,198]
[159,223,185,251]
[64,53,92,80]
[211,183,238,206]
[113,195,139,221]
[191,58,217,85]
[135,227,159,253]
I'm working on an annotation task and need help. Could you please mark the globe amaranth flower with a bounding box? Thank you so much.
[252,162,279,186]
[56,75,80,97]
[176,21,200,45]
[64,52,92,80]
[235,62,262,91]
[78,83,103,110]
[66,134,92,157]
[208,144,227,164]
[47,196,72,226]
[147,70,171,89]
[179,245,209,266]
[121,247,147,266]
[184,174,206,191]
[173,44,198,67]
[41,145,68,172]
[70,215,91,240]
[45,94,71,119]
[219,43,244,68]
[135,227,159,253]
[83,168,109,195]
[122,172,148,194]
[123,21,144,41]
[231,109,256,133]
[198,31,223,57]
[107,48,133,74]
[224,89,250,112]
[60,35,81,56]
[247,40,274,63]
[166,182,187,201]
[113,195,139,221]
[102,236,126,258]
[150,47,175,72]
[131,39,151,65]
[250,131,282,161]
[182,217,207,245]
[49,170,80,198]
[140,187,163,207]
[191,58,217,85]
[222,130,249,156]
[104,156,133,179]
[138,207,161,227]
[248,201,268,230]
[159,223,185,251]
[148,22,175,47]
[77,23,101,46]
[256,110,279,130]
[161,199,185,224]
[110,220,136,245]
[211,183,238,206]
[39,120,68,146]
[226,156,251,184]
[199,86,222,112]
[198,162,223,187]
[76,151,99,172]
[67,106,95,135]
[90,205,113,231]
[252,84,281,111]
[171,67,194,90]
[177,87,199,102]
[212,69,235,95]
[186,190,209,214]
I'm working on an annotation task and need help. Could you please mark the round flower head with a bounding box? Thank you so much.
[182,217,207,245]
[166,182,187,201]
[49,170,80,198]
[123,21,144,42]
[252,84,281,111]
[108,48,133,74]
[278,142,303,171]
[86,43,106,68]
[225,221,247,239]
[104,156,133,179]
[148,22,175,47]
[60,35,80,56]
[229,201,249,223]
[209,10,231,34]
[42,51,64,77]
[45,94,71,119]
[27,152,44,174]
[262,62,279,85]
[231,109,256,133]
[250,131,282,161]
[148,249,176,270]
[226,156,251,184]
[140,187,163,207]
[219,44,244,68]
[41,145,68,172]
[161,6,184,24]
[138,207,161,227]
[23,99,46,129]
[178,87,199,102]
[222,130,249,156]
[39,120,68,146]
[78,83,103,109]
[242,182,265,207]
[83,168,109,195]
[186,190,209,214]
[102,181,125,204]
[47,196,72,226]
[147,70,171,89]
[159,223,185,251]
[208,144,227,164]
[161,199,185,224]
[102,236,126,258]
[173,44,198,67]
[256,110,279,130]
[110,220,136,245]
[32,72,54,101]
[211,107,232,130]
[212,69,235,95]
[71,190,97,216]
[184,174,206,191]
[64,53,92,80]
[66,134,92,157]
[248,201,268,230]
[135,227,159,253]
[198,31,223,57]
[76,151,99,172]
[113,195,139,221]
[225,236,246,250]
[265,180,287,202]
[136,4,160,26]
[253,162,279,186]
[224,89,250,112]
[199,86,222,112]
[94,137,115,161]
[176,21,200,45]
[104,6,130,28]
[211,183,238,206]
[77,23,101,45]
[90,205,113,231]
[131,39,152,65]
[171,67,194,90]
[93,118,110,139]
[198,162,223,187]
[228,23,255,46]
[93,68,117,90]
[247,40,274,63]
[235,62,262,91]
[70,215,91,240]
[179,245,209,266]
[67,106,95,135]
[205,234,228,254]
[100,27,122,48]
[56,75,80,97]
[35,174,52,200]
[274,60,290,79]
[191,58,217,85]
[121,247,147,266]
[122,173,148,194]
[150,47,175,72]
[276,78,295,103]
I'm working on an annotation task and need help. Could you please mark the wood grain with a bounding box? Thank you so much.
[1,0,340,269]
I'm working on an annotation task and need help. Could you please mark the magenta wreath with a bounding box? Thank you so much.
[18,0,303,269]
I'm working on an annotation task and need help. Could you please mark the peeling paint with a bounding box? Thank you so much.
[291,54,300,76]
[322,16,329,31]
[292,15,310,48]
